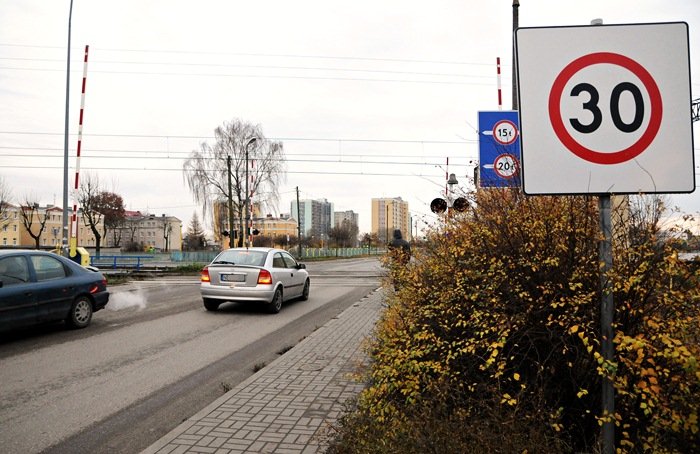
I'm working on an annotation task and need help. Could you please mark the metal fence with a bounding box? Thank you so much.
[88,247,382,268]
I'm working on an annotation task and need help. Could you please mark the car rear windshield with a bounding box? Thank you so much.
[216,250,266,266]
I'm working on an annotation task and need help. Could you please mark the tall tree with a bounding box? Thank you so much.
[78,174,126,254]
[98,191,126,245]
[110,222,124,248]
[361,232,379,253]
[19,197,49,249]
[329,219,359,248]
[184,212,206,250]
[163,219,173,252]
[183,119,286,246]
[79,174,104,253]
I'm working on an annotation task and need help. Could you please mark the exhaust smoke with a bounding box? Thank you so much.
[107,290,147,311]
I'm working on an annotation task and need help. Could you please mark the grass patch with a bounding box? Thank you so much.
[173,263,207,272]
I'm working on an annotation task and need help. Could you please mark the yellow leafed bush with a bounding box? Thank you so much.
[327,191,700,453]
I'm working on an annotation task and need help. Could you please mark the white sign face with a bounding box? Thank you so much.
[515,22,694,195]
[493,120,518,145]
[493,153,519,179]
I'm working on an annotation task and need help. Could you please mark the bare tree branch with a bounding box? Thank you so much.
[79,173,105,254]
[182,119,286,243]
[19,195,49,249]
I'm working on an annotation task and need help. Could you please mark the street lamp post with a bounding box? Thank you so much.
[244,137,257,248]
[61,0,75,256]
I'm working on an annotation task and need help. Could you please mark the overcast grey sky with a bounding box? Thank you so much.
[1,0,698,235]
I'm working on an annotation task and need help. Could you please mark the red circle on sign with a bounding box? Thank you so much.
[493,153,519,179]
[492,120,518,145]
[548,52,662,165]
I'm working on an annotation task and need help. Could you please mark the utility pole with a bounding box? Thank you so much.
[227,155,234,249]
[242,137,257,247]
[512,0,520,110]
[296,186,302,258]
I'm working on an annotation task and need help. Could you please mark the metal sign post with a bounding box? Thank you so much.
[599,195,614,453]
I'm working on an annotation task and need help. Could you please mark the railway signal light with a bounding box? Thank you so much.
[430,198,448,214]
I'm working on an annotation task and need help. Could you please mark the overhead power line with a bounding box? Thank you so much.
[0,163,455,178]
[0,42,498,67]
[0,130,473,144]
[0,56,496,80]
[0,65,493,86]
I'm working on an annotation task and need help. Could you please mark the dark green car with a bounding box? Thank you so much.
[0,250,109,333]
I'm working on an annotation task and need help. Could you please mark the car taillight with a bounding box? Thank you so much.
[201,267,211,282]
[257,269,272,285]
[89,278,108,294]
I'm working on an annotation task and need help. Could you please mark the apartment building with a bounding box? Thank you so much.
[106,211,182,252]
[212,200,298,245]
[290,198,334,240]
[334,210,359,229]
[371,197,411,243]
[253,214,298,239]
[0,204,102,248]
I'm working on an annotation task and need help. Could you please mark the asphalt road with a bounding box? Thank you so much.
[0,257,383,454]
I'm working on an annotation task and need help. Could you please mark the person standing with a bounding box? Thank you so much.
[388,229,411,264]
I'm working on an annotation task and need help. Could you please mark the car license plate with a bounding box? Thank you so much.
[220,273,245,283]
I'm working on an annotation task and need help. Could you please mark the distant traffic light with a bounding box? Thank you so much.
[430,197,469,213]
[430,198,448,214]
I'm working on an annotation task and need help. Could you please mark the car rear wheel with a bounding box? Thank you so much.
[66,296,93,329]
[267,288,283,314]
[203,298,220,311]
[300,279,310,301]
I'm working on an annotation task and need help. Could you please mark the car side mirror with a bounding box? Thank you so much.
[297,263,306,270]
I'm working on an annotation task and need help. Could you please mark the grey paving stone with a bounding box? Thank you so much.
[142,289,384,454]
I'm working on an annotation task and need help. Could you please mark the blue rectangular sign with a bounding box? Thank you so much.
[478,111,521,188]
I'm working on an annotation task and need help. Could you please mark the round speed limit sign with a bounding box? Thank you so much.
[548,52,662,165]
[515,22,694,195]
[492,120,518,146]
[493,153,519,179]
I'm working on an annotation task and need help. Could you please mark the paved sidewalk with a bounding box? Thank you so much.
[142,288,385,454]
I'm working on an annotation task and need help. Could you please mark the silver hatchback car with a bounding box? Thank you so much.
[200,247,310,313]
